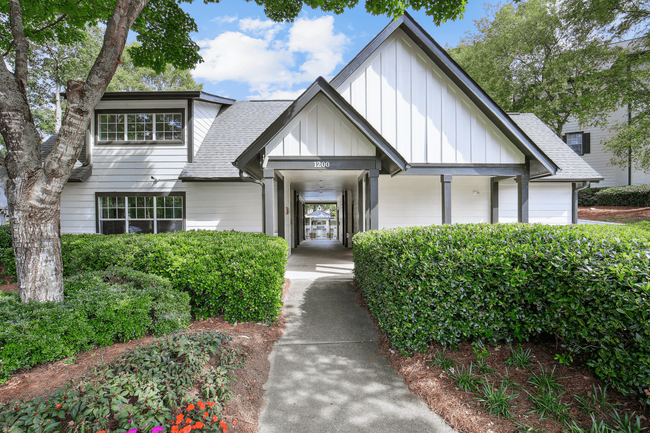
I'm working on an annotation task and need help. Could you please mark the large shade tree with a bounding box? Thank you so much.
[1,0,472,303]
[448,0,630,137]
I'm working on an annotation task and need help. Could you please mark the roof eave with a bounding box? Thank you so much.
[62,90,236,105]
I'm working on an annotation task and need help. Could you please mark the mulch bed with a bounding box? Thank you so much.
[356,286,649,433]
[578,206,650,223]
[0,279,291,433]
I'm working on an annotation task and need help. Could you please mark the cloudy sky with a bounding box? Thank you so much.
[180,1,487,100]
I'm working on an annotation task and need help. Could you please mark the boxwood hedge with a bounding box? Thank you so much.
[579,184,650,206]
[0,267,190,383]
[353,224,650,403]
[60,230,289,322]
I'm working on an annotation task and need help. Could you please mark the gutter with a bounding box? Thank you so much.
[572,181,590,224]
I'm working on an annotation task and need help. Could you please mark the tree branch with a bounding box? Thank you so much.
[9,0,29,93]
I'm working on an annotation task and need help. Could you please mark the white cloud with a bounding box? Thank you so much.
[211,15,238,24]
[193,16,349,99]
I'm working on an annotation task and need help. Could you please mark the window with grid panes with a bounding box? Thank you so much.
[566,133,583,155]
[97,111,182,143]
[98,194,184,234]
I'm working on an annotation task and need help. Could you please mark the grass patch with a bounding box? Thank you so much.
[475,380,518,419]
[430,349,457,370]
[505,344,533,369]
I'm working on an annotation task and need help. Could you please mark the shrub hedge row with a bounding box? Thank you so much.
[353,224,650,403]
[59,230,289,321]
[0,267,191,383]
[579,184,650,206]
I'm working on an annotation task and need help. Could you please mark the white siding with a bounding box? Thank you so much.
[267,94,376,158]
[335,29,525,165]
[451,176,490,223]
[61,99,262,234]
[193,101,221,155]
[378,175,442,228]
[498,180,572,225]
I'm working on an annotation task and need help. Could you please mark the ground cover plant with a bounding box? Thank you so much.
[0,332,241,433]
[0,267,191,383]
[353,223,650,405]
[41,230,285,322]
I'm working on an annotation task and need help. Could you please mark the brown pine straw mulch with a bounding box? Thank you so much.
[578,205,650,223]
[356,287,649,433]
[0,279,291,433]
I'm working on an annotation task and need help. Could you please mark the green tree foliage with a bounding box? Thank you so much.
[448,0,628,136]
[107,42,203,92]
[562,0,650,172]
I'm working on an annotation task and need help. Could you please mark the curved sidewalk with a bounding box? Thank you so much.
[259,240,456,433]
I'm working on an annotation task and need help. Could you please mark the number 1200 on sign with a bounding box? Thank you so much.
[313,161,330,168]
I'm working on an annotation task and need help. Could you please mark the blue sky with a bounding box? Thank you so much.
[180,1,489,100]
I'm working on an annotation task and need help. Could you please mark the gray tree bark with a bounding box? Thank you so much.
[0,0,149,302]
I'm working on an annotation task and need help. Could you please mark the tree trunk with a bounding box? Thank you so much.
[12,198,63,303]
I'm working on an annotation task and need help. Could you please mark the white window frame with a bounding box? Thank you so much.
[97,193,185,235]
[96,109,184,145]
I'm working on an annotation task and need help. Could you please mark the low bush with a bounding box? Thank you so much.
[0,267,190,383]
[578,184,650,207]
[353,224,650,403]
[60,230,289,321]
[0,332,239,433]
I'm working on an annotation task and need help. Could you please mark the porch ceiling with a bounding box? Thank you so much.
[281,170,362,202]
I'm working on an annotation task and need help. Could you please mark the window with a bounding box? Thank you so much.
[97,110,183,144]
[97,193,185,235]
[562,132,590,155]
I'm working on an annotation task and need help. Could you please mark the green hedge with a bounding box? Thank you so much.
[353,224,650,403]
[579,184,650,206]
[0,267,190,383]
[60,230,288,321]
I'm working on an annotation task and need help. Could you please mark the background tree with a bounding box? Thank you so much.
[562,0,650,172]
[0,0,474,304]
[448,0,628,137]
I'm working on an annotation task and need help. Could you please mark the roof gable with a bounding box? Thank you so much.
[330,12,557,175]
[233,77,408,179]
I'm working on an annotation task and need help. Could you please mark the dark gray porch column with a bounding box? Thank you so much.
[358,177,364,232]
[264,169,275,235]
[516,167,529,223]
[276,173,284,239]
[441,174,452,224]
[368,169,379,230]
[490,177,499,223]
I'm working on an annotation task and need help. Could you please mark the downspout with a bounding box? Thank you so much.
[239,169,265,231]
[572,181,590,224]
[628,103,632,186]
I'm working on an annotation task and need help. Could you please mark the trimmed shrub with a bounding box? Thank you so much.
[353,224,650,403]
[0,267,190,383]
[60,230,289,321]
[578,184,650,207]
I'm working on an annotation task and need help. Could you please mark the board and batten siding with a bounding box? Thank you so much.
[193,100,221,156]
[336,29,524,165]
[60,99,262,234]
[498,180,572,224]
[267,94,376,158]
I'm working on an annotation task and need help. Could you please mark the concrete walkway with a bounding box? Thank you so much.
[259,240,455,433]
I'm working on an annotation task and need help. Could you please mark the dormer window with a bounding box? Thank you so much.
[96,109,184,144]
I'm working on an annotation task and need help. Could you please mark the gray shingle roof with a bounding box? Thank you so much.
[509,113,603,181]
[180,100,293,180]
[41,134,92,182]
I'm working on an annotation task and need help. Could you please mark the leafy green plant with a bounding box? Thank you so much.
[526,388,573,425]
[430,349,457,370]
[449,363,483,392]
[0,267,190,383]
[473,341,490,362]
[578,184,650,207]
[0,332,238,432]
[610,409,648,433]
[497,367,520,389]
[474,359,494,375]
[575,385,617,416]
[353,223,650,404]
[513,421,547,433]
[528,362,565,392]
[506,344,533,369]
[475,380,518,419]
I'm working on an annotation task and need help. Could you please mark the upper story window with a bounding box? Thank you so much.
[96,109,184,145]
[562,131,590,156]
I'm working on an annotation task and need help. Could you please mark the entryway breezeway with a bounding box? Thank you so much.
[258,241,456,433]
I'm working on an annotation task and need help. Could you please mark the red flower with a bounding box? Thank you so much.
[56,404,62,408]
[193,422,205,429]
[172,427,179,433]
[187,404,195,411]
[96,431,106,433]
[176,414,185,423]
[207,402,214,408]
[186,418,193,424]
[181,426,192,433]
[212,415,218,422]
